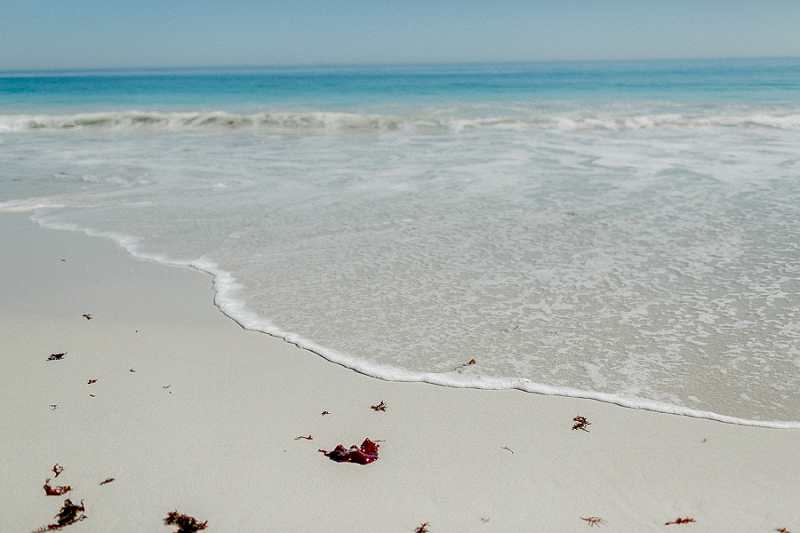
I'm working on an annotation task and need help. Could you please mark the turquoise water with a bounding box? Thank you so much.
[3,58,800,112]
[2,59,800,426]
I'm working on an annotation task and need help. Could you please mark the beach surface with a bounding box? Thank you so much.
[2,211,799,533]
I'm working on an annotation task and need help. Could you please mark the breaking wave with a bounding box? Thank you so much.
[2,109,800,133]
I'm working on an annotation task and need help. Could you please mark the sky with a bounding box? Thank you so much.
[1,0,799,72]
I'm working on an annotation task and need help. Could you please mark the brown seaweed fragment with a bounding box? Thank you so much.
[164,510,208,533]
[52,464,64,478]
[501,446,514,454]
[82,314,92,320]
[99,477,115,486]
[87,379,97,385]
[371,400,387,412]
[414,523,430,533]
[47,353,66,361]
[455,358,477,370]
[581,516,605,527]
[572,416,591,432]
[46,499,86,530]
[294,435,313,441]
[321,410,330,415]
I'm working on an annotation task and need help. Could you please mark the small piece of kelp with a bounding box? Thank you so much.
[572,415,591,432]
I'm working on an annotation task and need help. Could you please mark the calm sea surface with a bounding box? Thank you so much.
[2,59,800,426]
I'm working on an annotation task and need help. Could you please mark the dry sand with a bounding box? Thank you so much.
[1,211,799,533]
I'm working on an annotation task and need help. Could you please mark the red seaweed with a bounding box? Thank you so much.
[43,479,71,496]
[319,438,380,464]
[665,517,696,525]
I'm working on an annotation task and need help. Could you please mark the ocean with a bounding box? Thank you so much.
[2,58,799,427]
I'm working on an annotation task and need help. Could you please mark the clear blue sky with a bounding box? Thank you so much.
[1,0,799,71]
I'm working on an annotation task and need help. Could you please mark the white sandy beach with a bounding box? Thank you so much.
[1,210,799,533]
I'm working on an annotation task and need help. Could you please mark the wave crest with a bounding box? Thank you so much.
[2,110,800,133]
[0,111,405,133]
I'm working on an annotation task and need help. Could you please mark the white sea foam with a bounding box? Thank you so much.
[2,108,800,133]
[3,104,800,426]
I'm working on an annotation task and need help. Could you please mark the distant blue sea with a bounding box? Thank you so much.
[2,58,800,113]
[2,58,800,426]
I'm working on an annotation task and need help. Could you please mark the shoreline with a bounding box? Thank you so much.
[23,212,800,430]
[2,211,800,533]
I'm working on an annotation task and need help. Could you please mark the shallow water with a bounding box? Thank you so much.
[2,59,800,425]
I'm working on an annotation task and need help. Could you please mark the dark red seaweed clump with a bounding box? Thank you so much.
[46,499,86,530]
[164,510,208,533]
[319,438,380,464]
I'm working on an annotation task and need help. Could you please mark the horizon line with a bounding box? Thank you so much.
[2,55,799,78]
